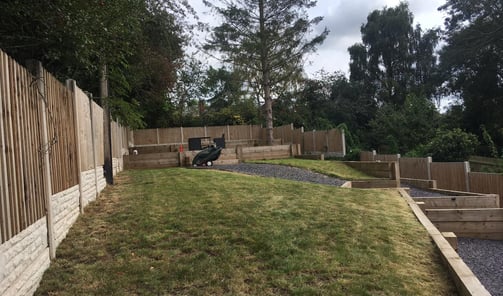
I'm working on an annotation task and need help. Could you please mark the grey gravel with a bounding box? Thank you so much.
[213,163,502,295]
[458,238,503,296]
[401,183,445,197]
[213,163,346,186]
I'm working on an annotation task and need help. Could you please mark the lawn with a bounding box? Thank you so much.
[35,167,457,295]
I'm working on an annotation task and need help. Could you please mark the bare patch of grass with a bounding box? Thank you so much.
[35,168,457,295]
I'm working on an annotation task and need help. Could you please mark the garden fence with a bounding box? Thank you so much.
[130,123,346,156]
[0,50,128,245]
[361,150,503,206]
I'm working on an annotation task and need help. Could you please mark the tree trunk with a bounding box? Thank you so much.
[259,0,274,145]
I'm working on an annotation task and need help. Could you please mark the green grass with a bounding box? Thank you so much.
[35,168,456,295]
[252,158,373,180]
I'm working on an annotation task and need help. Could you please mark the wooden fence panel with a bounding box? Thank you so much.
[230,125,262,140]
[159,127,182,144]
[183,127,205,140]
[133,129,158,145]
[273,124,293,144]
[375,154,400,161]
[75,87,94,170]
[431,162,468,192]
[469,172,503,208]
[43,69,79,194]
[0,51,46,243]
[91,100,104,165]
[399,157,431,180]
[315,131,326,152]
[360,151,375,161]
[327,129,343,153]
[206,126,227,139]
[292,128,303,150]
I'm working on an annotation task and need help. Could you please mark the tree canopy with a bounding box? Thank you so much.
[0,0,191,128]
[204,0,328,144]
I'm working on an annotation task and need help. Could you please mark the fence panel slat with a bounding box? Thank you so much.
[399,157,431,180]
[431,162,468,192]
[469,172,503,208]
[43,69,79,193]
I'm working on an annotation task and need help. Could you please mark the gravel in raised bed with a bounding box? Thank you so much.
[401,183,445,197]
[213,163,346,186]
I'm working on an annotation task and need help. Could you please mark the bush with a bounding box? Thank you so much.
[426,129,479,162]
[344,148,362,161]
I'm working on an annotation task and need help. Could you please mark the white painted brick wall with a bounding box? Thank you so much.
[0,218,50,296]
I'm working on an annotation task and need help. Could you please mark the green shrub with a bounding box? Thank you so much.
[426,129,479,162]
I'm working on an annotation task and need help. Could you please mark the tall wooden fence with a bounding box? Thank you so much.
[0,50,128,244]
[0,52,47,243]
[131,125,261,146]
[361,151,503,206]
[130,124,346,156]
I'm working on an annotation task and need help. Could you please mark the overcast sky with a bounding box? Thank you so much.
[190,0,447,77]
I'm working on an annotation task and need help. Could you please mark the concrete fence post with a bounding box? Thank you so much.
[66,79,84,214]
[464,161,471,192]
[341,128,346,156]
[27,60,56,259]
[89,95,99,199]
[427,156,432,180]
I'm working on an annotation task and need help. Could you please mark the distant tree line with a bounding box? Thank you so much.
[1,0,501,160]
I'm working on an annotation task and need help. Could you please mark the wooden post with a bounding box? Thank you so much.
[101,65,113,185]
[66,80,84,213]
[180,126,184,144]
[416,201,426,212]
[28,60,56,259]
[442,232,458,252]
[156,128,160,145]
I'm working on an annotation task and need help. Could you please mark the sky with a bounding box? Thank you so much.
[190,0,447,77]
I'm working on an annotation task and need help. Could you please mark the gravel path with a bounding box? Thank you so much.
[212,163,502,295]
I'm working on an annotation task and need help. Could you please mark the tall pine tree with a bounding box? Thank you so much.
[204,0,328,144]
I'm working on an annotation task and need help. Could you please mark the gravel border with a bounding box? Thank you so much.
[212,163,502,295]
[213,163,346,186]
